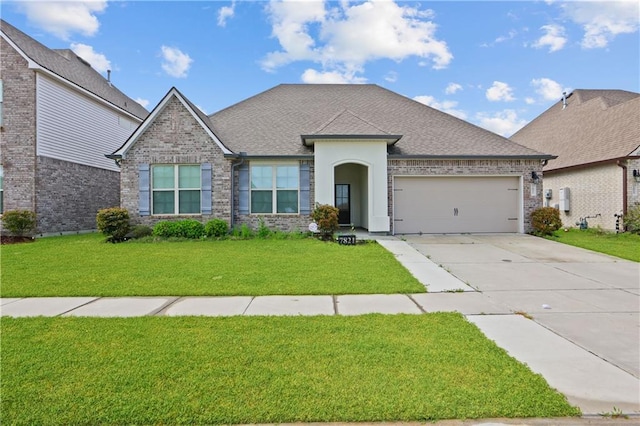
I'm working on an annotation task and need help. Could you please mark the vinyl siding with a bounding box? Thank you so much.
[36,73,139,172]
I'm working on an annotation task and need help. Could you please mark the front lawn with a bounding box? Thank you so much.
[0,233,424,297]
[1,315,579,424]
[545,228,640,262]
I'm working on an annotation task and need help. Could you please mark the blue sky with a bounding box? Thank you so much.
[3,0,639,136]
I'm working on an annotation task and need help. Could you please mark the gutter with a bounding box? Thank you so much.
[617,160,628,217]
[230,152,246,231]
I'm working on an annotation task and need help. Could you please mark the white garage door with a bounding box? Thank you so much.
[393,176,520,234]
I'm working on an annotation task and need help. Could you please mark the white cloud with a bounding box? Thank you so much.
[262,0,452,80]
[218,1,236,27]
[301,69,367,84]
[476,110,527,137]
[445,82,462,95]
[486,81,515,102]
[160,46,193,78]
[135,98,150,109]
[525,97,536,105]
[413,95,467,120]
[533,24,567,52]
[384,71,398,83]
[18,1,107,40]
[531,78,567,101]
[561,0,639,49]
[70,43,110,73]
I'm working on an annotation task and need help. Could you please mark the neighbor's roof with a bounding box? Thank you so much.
[0,19,148,120]
[209,84,551,158]
[510,89,640,172]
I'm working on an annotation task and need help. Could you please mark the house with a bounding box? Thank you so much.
[0,20,148,234]
[109,85,553,235]
[511,90,640,231]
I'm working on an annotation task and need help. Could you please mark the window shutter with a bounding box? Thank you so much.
[238,163,249,215]
[201,163,212,215]
[299,163,310,215]
[139,164,150,216]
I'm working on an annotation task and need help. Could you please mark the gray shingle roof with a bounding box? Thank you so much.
[209,84,550,158]
[1,19,148,120]
[510,89,640,172]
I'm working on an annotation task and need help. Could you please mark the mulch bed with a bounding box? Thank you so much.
[0,236,35,245]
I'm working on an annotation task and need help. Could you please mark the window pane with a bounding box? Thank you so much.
[251,190,273,213]
[276,166,298,189]
[179,190,201,214]
[179,165,200,189]
[153,166,174,189]
[277,190,298,213]
[251,166,272,189]
[153,191,175,214]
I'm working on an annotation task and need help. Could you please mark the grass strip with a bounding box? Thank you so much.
[1,314,579,424]
[546,228,640,262]
[0,234,424,297]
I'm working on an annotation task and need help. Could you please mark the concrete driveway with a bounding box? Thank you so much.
[403,233,639,412]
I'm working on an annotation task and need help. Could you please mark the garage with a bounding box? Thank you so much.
[393,176,521,234]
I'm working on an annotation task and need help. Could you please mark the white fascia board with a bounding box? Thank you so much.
[1,31,143,123]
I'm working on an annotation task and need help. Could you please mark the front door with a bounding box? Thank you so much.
[335,184,350,225]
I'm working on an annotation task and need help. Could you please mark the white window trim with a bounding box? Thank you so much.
[250,162,300,215]
[151,164,201,216]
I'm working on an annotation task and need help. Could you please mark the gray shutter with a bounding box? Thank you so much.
[299,163,310,215]
[238,163,249,215]
[139,164,150,216]
[201,163,212,215]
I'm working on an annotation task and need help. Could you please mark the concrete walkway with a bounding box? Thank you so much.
[1,234,638,417]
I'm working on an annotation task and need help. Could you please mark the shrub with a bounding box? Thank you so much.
[96,208,130,242]
[623,203,640,234]
[178,219,205,239]
[205,219,229,238]
[153,221,181,238]
[2,210,37,236]
[233,223,254,239]
[311,203,339,240]
[531,207,562,236]
[128,225,153,239]
[257,218,271,239]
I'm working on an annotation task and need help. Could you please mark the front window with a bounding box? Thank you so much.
[251,165,299,214]
[152,165,200,215]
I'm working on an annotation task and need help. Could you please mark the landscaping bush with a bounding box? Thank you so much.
[128,225,153,239]
[1,210,37,236]
[178,219,205,239]
[311,203,339,240]
[232,223,254,239]
[257,218,272,239]
[152,221,181,238]
[205,218,229,238]
[96,208,130,242]
[623,203,640,234]
[531,207,562,236]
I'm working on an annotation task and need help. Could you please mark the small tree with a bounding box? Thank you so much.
[1,210,37,236]
[530,206,562,236]
[311,203,339,241]
[96,207,130,242]
[623,203,640,234]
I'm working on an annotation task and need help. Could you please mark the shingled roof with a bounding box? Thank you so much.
[209,84,551,158]
[1,19,148,120]
[510,89,640,172]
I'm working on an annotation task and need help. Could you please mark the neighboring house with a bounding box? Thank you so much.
[0,20,148,234]
[109,85,553,235]
[511,89,640,231]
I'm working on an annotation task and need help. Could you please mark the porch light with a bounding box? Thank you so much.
[633,169,640,183]
[531,171,540,184]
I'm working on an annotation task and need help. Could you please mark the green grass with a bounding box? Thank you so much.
[545,228,640,262]
[1,315,580,424]
[0,233,424,297]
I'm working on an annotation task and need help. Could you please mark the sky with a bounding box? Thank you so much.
[2,0,639,137]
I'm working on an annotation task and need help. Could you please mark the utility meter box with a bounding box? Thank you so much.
[545,189,552,199]
[559,187,570,211]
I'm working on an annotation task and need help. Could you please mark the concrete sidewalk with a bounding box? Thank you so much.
[1,236,638,417]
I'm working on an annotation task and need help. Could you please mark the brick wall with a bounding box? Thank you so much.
[35,156,120,234]
[121,96,232,227]
[0,37,37,214]
[387,159,544,233]
[544,160,640,231]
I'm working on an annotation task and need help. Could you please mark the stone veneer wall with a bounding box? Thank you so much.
[120,96,232,227]
[35,156,120,234]
[387,159,544,234]
[0,36,37,215]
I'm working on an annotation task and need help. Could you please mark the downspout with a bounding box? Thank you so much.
[230,152,246,230]
[617,160,628,216]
